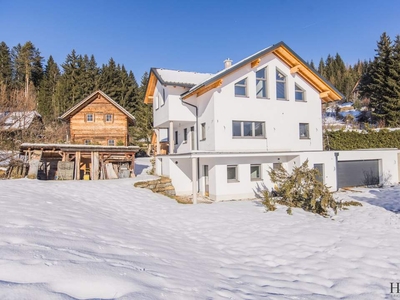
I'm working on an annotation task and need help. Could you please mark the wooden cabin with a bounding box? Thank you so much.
[60,90,135,146]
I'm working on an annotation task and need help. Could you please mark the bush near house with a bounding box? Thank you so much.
[324,129,400,150]
[263,160,361,216]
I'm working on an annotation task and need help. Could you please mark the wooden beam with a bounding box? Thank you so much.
[196,79,223,97]
[290,64,301,74]
[251,58,261,68]
[75,151,81,180]
[93,151,99,180]
[320,91,330,99]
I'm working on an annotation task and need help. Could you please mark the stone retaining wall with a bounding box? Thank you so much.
[134,176,176,197]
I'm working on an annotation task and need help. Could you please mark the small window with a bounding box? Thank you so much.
[105,114,113,122]
[256,68,267,98]
[108,139,115,146]
[84,139,91,145]
[295,84,305,101]
[234,78,247,97]
[299,123,310,139]
[250,164,261,181]
[201,123,206,140]
[273,163,282,170]
[174,131,178,145]
[276,69,287,99]
[314,163,324,183]
[227,165,238,182]
[162,89,166,106]
[86,113,93,122]
[232,121,242,137]
[183,128,188,142]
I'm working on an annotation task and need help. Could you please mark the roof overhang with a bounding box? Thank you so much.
[180,42,344,102]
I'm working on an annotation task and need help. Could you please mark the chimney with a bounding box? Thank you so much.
[224,58,233,69]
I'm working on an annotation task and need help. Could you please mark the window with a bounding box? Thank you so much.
[86,113,93,122]
[232,121,265,138]
[273,163,282,170]
[250,164,261,181]
[183,128,188,143]
[108,139,115,146]
[299,123,310,139]
[314,164,324,183]
[155,95,159,110]
[105,114,113,122]
[201,123,206,140]
[256,68,267,98]
[174,131,178,145]
[295,84,305,101]
[276,69,287,99]
[227,165,238,182]
[234,78,247,97]
[84,139,91,145]
[162,89,166,106]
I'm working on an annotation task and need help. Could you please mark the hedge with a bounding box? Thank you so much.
[324,129,400,150]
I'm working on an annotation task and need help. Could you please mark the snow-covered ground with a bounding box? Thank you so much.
[0,158,399,299]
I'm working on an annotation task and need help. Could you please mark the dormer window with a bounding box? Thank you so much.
[295,84,305,101]
[256,68,267,98]
[234,78,247,97]
[276,69,287,99]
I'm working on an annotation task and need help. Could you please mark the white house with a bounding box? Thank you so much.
[144,42,399,202]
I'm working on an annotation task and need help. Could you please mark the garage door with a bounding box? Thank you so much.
[337,160,379,188]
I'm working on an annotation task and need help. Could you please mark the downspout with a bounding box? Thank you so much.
[334,152,339,191]
[180,98,200,193]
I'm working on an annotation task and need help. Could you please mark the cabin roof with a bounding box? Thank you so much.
[0,111,42,131]
[60,90,136,125]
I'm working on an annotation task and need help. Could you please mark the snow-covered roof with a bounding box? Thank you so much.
[0,111,42,131]
[153,68,214,88]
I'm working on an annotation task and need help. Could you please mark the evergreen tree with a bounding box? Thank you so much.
[0,41,12,103]
[318,58,325,75]
[384,35,400,126]
[37,56,60,120]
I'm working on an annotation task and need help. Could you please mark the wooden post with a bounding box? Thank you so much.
[75,151,81,180]
[93,151,99,180]
[90,151,94,180]
[131,154,135,177]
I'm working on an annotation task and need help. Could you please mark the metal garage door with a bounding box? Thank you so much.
[337,160,379,188]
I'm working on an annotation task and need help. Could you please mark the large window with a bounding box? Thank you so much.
[201,123,206,140]
[227,165,238,182]
[295,84,305,101]
[276,69,287,99]
[232,121,265,138]
[250,164,261,181]
[299,123,310,139]
[256,68,267,98]
[235,78,247,97]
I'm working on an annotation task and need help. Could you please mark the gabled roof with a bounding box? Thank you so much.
[144,68,214,104]
[60,90,136,125]
[144,41,344,103]
[0,111,42,131]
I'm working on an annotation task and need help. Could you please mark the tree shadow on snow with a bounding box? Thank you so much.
[349,187,400,213]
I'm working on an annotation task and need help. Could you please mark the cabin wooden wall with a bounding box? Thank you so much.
[70,94,129,146]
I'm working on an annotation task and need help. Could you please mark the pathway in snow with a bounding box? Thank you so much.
[0,158,399,299]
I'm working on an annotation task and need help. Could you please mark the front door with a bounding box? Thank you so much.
[204,165,209,197]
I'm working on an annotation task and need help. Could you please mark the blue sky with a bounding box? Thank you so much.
[1,0,399,81]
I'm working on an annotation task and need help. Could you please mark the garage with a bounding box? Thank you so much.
[337,159,380,188]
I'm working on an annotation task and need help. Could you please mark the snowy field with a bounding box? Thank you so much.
[0,158,399,299]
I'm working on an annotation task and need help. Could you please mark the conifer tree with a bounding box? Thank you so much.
[0,41,12,103]
[37,56,60,120]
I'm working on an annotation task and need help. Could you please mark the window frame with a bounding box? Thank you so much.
[105,113,113,122]
[232,121,265,139]
[201,123,206,141]
[295,83,306,102]
[234,78,248,97]
[256,67,268,98]
[299,123,310,139]
[174,131,178,145]
[227,165,238,182]
[183,128,188,143]
[108,139,115,146]
[86,113,94,122]
[250,164,262,181]
[276,68,287,100]
[84,139,91,145]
